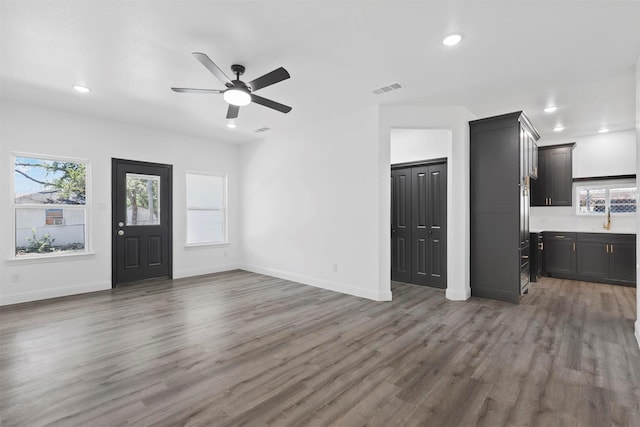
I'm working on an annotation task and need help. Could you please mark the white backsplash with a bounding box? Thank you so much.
[530,206,637,234]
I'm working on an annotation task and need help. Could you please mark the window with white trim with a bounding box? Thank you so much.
[12,154,88,257]
[576,182,636,215]
[186,172,227,245]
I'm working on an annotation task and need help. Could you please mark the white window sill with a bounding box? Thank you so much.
[6,252,96,264]
[184,242,229,248]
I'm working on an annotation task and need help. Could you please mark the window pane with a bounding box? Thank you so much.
[14,157,86,205]
[578,188,606,214]
[126,173,160,225]
[186,210,225,244]
[186,174,224,208]
[15,208,85,256]
[610,187,636,213]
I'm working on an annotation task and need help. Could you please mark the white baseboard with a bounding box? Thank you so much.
[636,320,640,350]
[446,286,471,301]
[0,281,110,306]
[173,264,242,280]
[240,264,392,302]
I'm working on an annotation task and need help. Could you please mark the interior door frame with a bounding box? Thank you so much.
[111,158,173,287]
[391,157,448,288]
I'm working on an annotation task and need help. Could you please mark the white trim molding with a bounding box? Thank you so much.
[240,264,392,302]
[635,320,640,350]
[446,286,471,301]
[0,281,109,306]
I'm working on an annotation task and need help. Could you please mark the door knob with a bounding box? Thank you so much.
[117,230,124,236]
[118,221,125,227]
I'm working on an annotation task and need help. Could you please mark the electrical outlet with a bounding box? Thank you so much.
[10,273,21,283]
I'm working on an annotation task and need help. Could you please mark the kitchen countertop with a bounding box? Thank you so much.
[530,228,636,234]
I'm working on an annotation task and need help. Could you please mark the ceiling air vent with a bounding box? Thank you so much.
[254,127,271,133]
[372,82,403,95]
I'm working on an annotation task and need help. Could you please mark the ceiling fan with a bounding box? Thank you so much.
[171,52,292,119]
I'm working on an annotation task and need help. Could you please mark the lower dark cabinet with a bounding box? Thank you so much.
[610,243,636,283]
[542,232,636,286]
[543,233,576,277]
[577,241,610,281]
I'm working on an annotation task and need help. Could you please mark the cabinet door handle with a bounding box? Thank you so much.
[549,197,552,205]
[555,235,566,238]
[606,244,609,254]
[521,255,529,259]
[573,242,576,251]
[611,245,614,254]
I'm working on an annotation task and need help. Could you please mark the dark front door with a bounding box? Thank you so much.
[112,159,172,286]
[391,161,447,288]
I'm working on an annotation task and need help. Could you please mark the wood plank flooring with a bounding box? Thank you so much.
[1,271,639,426]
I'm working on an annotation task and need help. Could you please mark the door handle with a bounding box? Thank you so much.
[117,230,124,236]
[606,244,609,254]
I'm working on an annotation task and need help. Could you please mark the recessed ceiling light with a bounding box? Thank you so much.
[544,106,557,113]
[73,85,91,93]
[598,127,609,133]
[227,122,237,129]
[553,126,565,132]
[442,34,463,46]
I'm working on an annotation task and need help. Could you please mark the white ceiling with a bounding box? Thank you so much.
[2,1,639,144]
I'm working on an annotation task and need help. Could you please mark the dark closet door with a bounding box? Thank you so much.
[411,164,447,287]
[391,162,447,288]
[391,168,412,282]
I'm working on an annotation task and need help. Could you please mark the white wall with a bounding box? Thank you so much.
[390,129,451,164]
[0,101,241,305]
[531,130,637,234]
[240,106,388,300]
[636,52,640,349]
[380,106,474,301]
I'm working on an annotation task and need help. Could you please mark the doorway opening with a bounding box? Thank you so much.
[111,158,173,287]
[390,129,450,289]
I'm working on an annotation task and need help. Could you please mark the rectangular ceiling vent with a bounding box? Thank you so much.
[254,127,271,133]
[372,82,403,95]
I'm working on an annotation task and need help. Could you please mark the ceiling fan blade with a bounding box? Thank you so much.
[226,104,240,119]
[192,52,233,85]
[248,67,290,91]
[171,88,224,94]
[251,94,292,114]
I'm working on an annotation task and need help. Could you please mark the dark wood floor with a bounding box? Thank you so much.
[1,271,639,426]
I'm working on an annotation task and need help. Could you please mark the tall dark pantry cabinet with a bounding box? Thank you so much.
[470,112,540,304]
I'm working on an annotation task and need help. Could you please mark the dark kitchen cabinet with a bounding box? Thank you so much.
[530,232,543,282]
[531,143,575,206]
[470,111,540,304]
[576,233,636,286]
[610,242,636,283]
[543,232,577,278]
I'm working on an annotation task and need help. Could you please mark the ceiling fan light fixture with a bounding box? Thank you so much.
[224,88,251,106]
